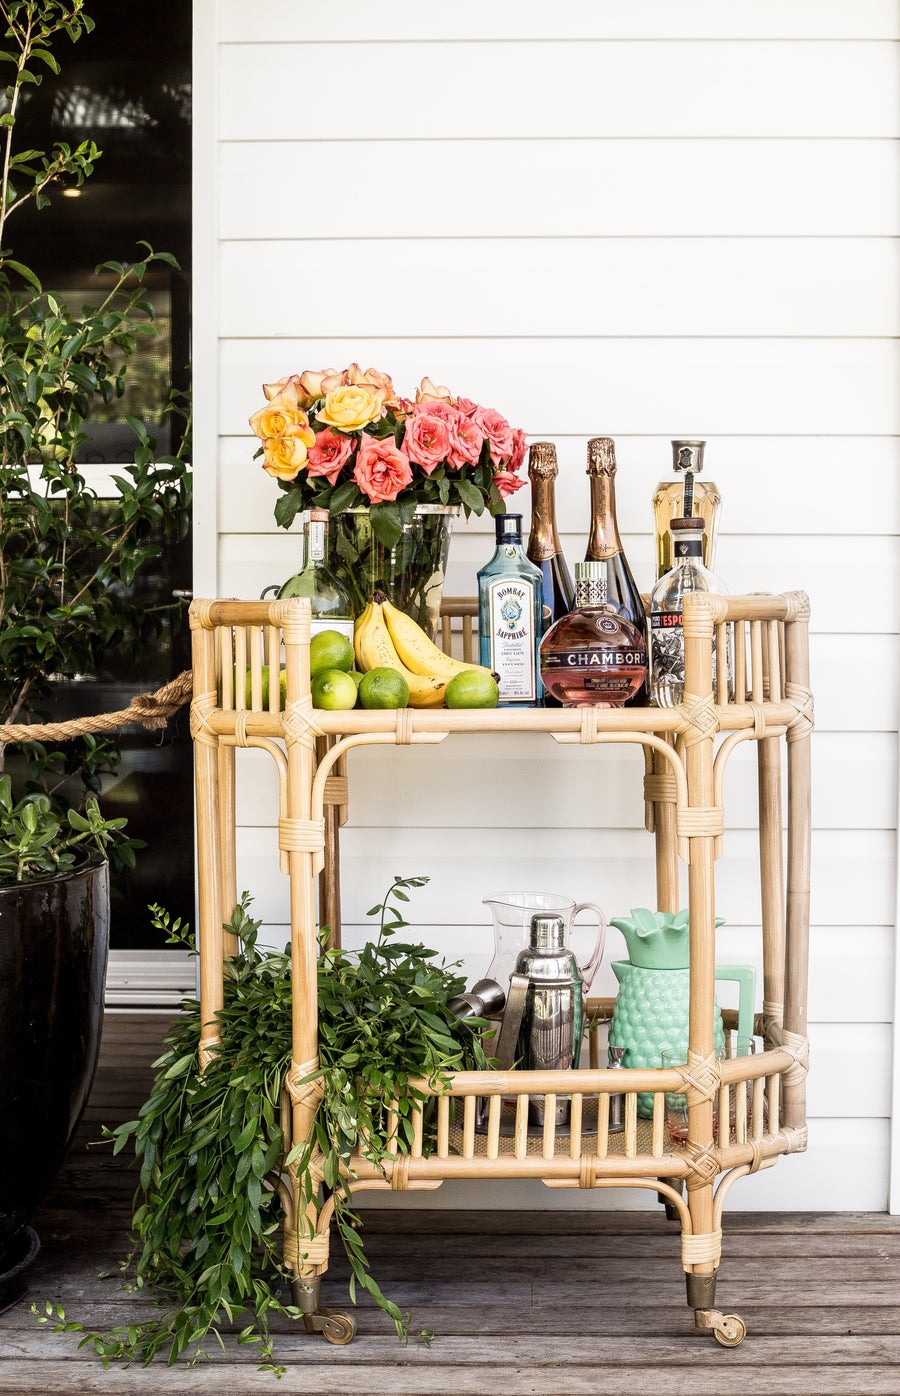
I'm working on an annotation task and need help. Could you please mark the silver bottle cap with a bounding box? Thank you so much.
[671,440,706,473]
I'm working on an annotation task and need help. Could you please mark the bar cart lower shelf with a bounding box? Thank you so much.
[188,587,812,1350]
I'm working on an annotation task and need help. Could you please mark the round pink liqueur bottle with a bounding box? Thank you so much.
[539,560,647,707]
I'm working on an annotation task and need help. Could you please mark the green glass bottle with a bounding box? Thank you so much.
[277,509,355,641]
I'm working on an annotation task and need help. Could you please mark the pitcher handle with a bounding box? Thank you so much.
[572,901,607,988]
[714,964,757,1046]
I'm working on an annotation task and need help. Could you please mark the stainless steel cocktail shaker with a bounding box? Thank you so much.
[515,913,583,1126]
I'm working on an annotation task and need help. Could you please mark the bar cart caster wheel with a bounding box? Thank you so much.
[320,1311,358,1345]
[713,1315,746,1348]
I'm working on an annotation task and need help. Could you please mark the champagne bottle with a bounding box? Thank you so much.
[526,441,575,630]
[583,436,647,703]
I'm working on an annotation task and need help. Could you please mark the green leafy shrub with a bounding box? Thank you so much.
[37,877,490,1372]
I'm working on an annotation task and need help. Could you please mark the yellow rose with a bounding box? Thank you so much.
[249,401,314,441]
[415,376,456,406]
[317,383,385,433]
[262,425,315,481]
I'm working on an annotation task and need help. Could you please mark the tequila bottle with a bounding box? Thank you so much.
[651,439,721,579]
[277,509,355,641]
[649,516,732,708]
[477,514,544,707]
[540,561,647,707]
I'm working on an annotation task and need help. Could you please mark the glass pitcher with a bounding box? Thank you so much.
[483,891,607,996]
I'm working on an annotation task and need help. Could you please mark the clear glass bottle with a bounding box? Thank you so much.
[652,439,721,580]
[540,561,647,707]
[583,436,647,705]
[649,516,732,708]
[277,509,355,641]
[478,513,544,707]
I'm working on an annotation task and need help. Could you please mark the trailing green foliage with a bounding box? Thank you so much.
[0,770,130,882]
[34,878,490,1372]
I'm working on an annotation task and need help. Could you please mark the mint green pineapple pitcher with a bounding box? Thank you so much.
[608,908,756,1119]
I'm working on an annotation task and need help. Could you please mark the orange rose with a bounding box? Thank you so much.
[249,402,314,441]
[298,367,346,404]
[347,363,400,408]
[262,374,304,406]
[262,424,316,481]
[415,376,457,406]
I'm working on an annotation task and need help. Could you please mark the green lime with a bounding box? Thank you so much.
[311,667,359,711]
[349,670,364,688]
[444,669,500,709]
[310,629,355,677]
[233,665,286,709]
[358,667,410,710]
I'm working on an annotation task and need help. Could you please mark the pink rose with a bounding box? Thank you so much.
[449,412,484,469]
[456,396,479,418]
[307,427,356,485]
[353,435,413,503]
[414,399,455,423]
[508,427,527,474]
[493,469,526,499]
[473,406,515,462]
[415,376,456,406]
[403,412,452,475]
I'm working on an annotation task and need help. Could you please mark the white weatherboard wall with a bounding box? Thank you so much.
[194,2,900,1210]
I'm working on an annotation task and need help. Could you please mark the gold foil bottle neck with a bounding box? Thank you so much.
[528,441,558,480]
[586,437,617,477]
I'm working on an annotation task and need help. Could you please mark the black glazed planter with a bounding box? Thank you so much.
[0,852,109,1307]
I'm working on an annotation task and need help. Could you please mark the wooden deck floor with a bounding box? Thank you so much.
[2,1012,899,1394]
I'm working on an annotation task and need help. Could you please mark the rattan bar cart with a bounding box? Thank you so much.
[188,587,812,1348]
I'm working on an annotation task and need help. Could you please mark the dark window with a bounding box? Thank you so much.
[12,1,193,948]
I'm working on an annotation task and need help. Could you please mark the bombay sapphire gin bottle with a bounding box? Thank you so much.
[477,514,544,706]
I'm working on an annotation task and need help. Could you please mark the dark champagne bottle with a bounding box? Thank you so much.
[526,442,574,709]
[526,441,575,629]
[584,436,647,704]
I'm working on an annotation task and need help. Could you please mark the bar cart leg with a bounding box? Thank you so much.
[290,1276,358,1345]
[685,1271,747,1347]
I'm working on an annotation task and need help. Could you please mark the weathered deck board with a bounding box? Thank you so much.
[1,1011,898,1396]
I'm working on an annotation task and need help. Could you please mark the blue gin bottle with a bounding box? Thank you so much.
[477,514,544,707]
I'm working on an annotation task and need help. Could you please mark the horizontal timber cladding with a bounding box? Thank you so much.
[220,238,899,340]
[220,41,899,141]
[221,139,900,241]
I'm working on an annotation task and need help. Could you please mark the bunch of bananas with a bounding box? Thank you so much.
[354,595,491,708]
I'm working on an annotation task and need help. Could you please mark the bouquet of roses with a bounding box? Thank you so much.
[249,363,526,549]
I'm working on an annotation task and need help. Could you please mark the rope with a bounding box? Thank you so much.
[0,669,194,744]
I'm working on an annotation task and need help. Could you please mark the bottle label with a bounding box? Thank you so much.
[542,647,646,670]
[488,579,536,700]
[650,609,686,689]
[310,617,355,641]
[309,520,326,561]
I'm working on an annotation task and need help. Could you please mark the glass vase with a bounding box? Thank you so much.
[326,504,458,640]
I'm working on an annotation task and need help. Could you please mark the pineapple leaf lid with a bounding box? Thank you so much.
[609,907,725,969]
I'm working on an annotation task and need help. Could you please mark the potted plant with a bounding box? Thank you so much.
[38,877,491,1373]
[0,0,191,1304]
[248,365,527,635]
